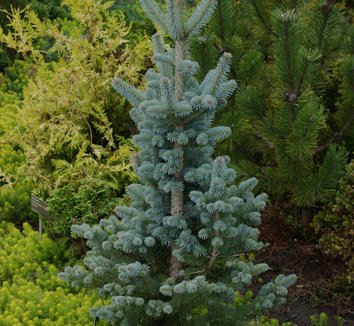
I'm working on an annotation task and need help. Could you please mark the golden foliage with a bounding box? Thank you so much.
[0,0,151,196]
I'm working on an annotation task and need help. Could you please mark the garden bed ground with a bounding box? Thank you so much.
[257,204,354,326]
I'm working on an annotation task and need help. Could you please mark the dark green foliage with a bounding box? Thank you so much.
[0,77,35,226]
[0,0,68,24]
[111,0,155,32]
[191,0,352,207]
[46,153,134,240]
[0,144,34,226]
[0,0,69,71]
[1,59,30,97]
[48,182,115,239]
[332,24,354,150]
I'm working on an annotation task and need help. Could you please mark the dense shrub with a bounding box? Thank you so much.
[0,222,107,325]
[0,279,106,326]
[0,143,33,226]
[0,60,30,97]
[0,0,68,31]
[0,223,63,281]
[111,0,154,32]
[47,140,136,240]
[312,161,354,282]
[0,0,150,237]
[0,89,34,226]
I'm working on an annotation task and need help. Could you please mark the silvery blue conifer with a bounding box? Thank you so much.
[59,1,296,324]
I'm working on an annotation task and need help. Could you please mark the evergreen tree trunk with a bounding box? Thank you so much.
[169,0,185,279]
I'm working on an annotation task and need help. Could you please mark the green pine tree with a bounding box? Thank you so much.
[191,0,352,207]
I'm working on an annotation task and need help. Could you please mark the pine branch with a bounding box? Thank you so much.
[112,77,145,107]
[167,0,183,40]
[140,0,168,32]
[315,109,354,154]
[296,53,311,96]
[216,1,226,50]
[213,0,238,80]
[283,12,295,92]
[250,0,272,36]
[317,2,332,54]
[185,0,217,38]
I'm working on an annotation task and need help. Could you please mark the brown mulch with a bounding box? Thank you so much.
[254,203,354,326]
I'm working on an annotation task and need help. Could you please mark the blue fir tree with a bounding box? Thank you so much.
[59,1,296,324]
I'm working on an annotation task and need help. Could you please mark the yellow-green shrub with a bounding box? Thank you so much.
[0,274,106,325]
[0,0,150,194]
[0,0,150,238]
[312,161,354,282]
[0,222,107,325]
[0,222,62,281]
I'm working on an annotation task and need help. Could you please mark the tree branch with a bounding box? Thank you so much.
[315,109,354,154]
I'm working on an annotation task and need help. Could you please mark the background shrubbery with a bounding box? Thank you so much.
[312,160,354,285]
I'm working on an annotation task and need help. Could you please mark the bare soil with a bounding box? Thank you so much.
[255,203,354,326]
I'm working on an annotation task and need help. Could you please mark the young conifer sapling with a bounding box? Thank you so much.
[59,1,296,324]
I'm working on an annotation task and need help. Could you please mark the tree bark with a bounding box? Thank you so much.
[169,0,185,279]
